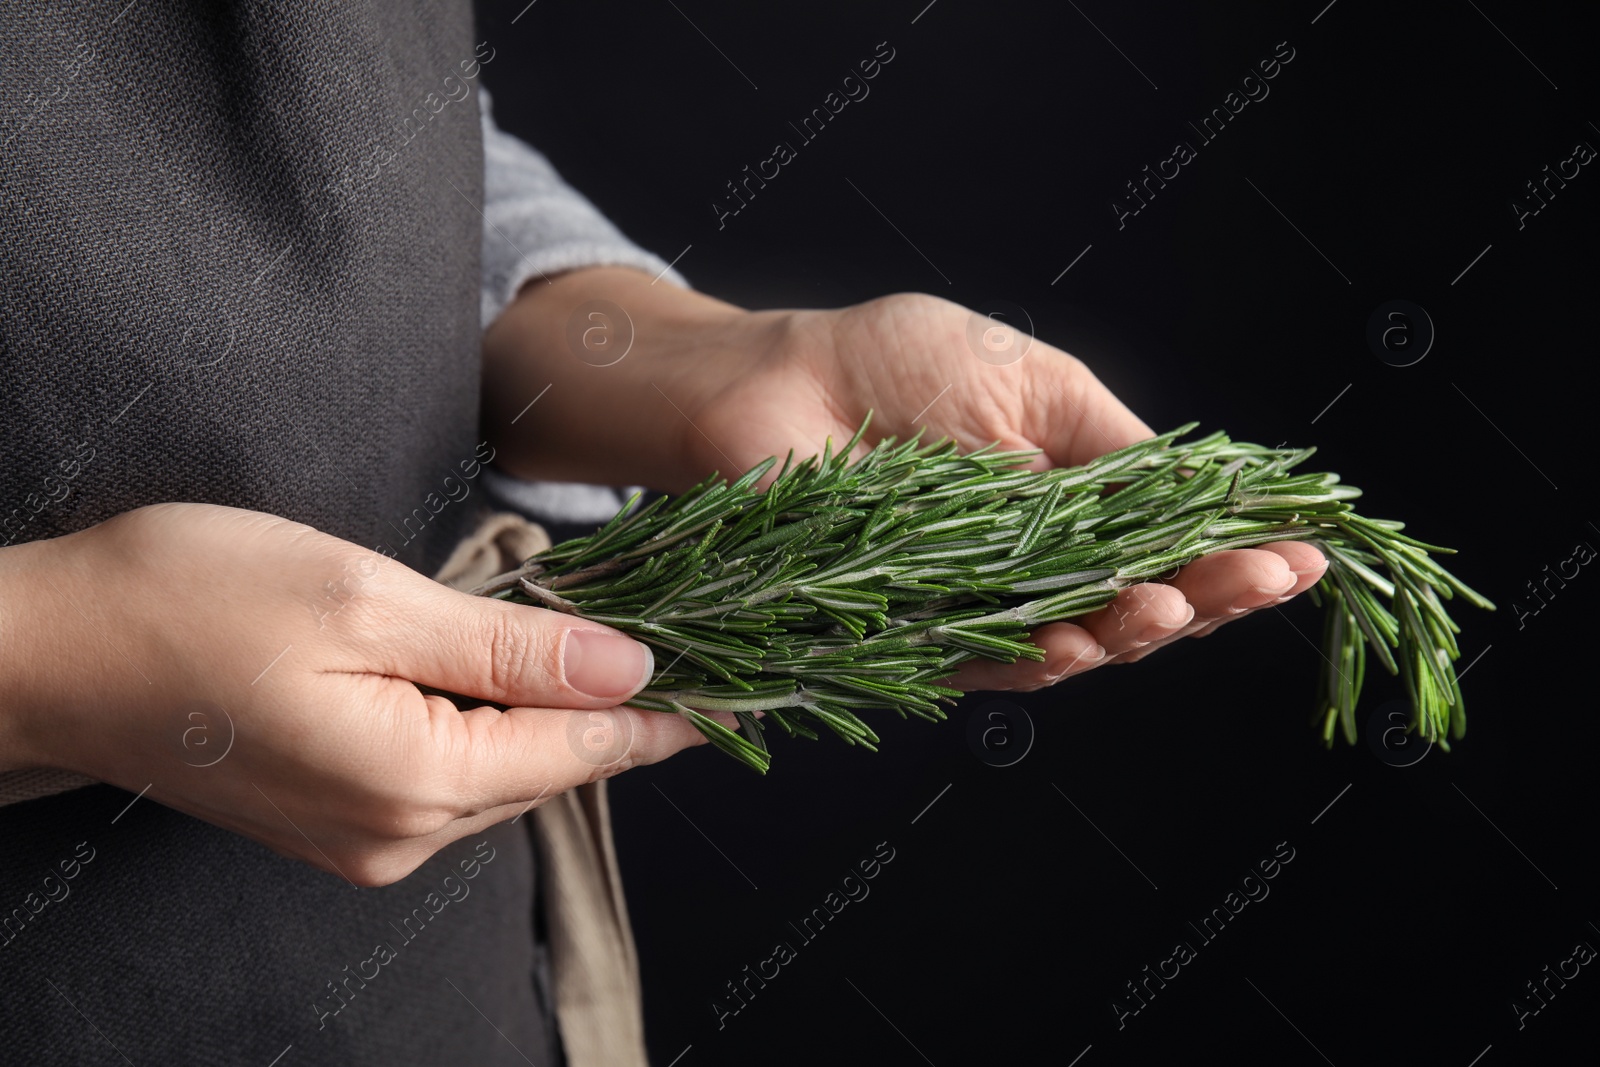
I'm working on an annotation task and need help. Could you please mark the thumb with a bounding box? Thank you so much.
[370,574,656,710]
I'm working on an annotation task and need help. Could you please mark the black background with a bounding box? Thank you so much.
[477,1,1595,1064]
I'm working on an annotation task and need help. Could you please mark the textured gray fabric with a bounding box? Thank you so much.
[0,66,680,817]
[482,467,642,524]
[0,787,554,1066]
[0,3,694,1061]
[0,3,562,1064]
[0,1,484,576]
[478,88,688,329]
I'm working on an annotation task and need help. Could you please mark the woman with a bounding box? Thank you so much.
[0,3,1323,1064]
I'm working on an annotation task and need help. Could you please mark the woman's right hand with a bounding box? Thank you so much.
[0,502,721,885]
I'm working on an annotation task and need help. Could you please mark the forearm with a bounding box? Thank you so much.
[481,266,779,490]
[0,528,94,772]
[0,543,41,771]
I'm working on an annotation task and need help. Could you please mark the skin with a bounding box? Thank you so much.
[483,268,1328,694]
[0,267,1323,886]
[0,502,724,886]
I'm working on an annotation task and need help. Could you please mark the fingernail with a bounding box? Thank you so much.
[1230,578,1294,613]
[564,630,654,699]
[1135,606,1193,643]
[1047,644,1106,681]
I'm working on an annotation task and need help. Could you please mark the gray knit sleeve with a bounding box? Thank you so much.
[479,88,687,328]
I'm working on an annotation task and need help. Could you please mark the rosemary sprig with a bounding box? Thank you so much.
[476,420,1493,773]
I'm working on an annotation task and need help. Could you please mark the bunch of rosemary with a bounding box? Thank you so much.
[474,422,1493,773]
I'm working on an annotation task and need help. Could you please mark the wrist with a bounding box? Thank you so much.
[482,266,779,489]
[0,533,77,772]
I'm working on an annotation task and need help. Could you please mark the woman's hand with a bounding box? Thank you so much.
[0,502,731,885]
[673,290,1327,692]
[483,270,1324,694]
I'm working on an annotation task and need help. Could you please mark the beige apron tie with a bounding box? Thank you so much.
[434,509,650,1067]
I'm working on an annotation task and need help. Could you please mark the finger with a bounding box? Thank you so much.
[229,692,741,887]
[392,703,730,872]
[437,699,732,812]
[1257,541,1329,595]
[1163,541,1327,635]
[1080,583,1193,657]
[944,622,1107,692]
[1114,542,1329,661]
[1165,548,1298,619]
[1026,352,1156,469]
[250,700,727,888]
[360,572,656,710]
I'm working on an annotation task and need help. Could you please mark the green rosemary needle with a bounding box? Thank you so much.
[473,420,1494,773]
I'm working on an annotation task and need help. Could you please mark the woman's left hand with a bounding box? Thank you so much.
[484,272,1326,695]
[671,289,1326,693]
